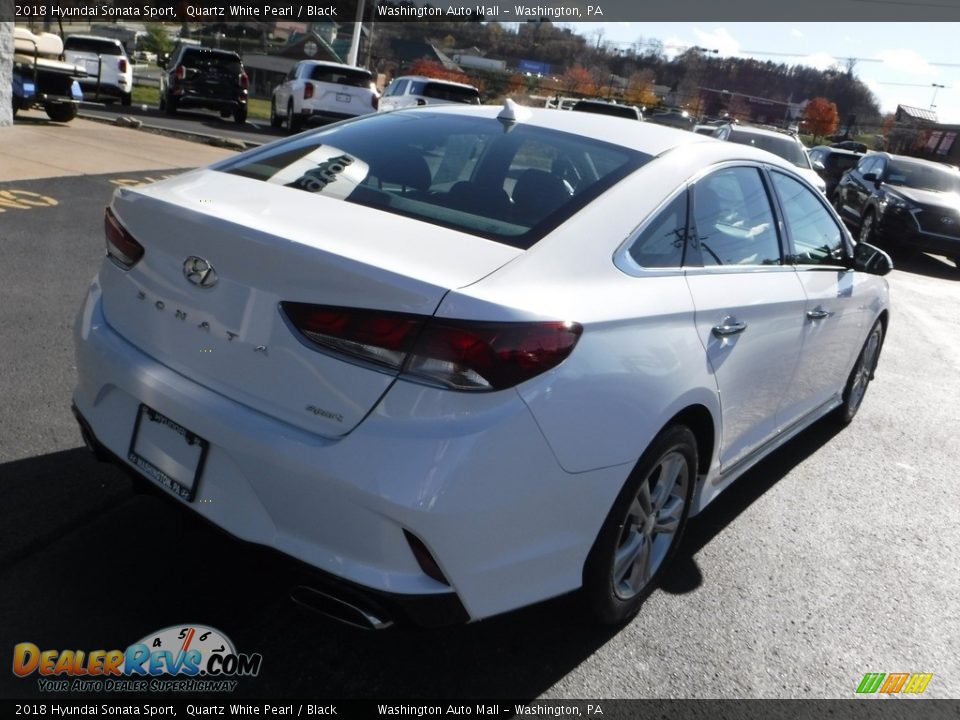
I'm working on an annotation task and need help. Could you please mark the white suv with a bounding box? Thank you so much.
[378,76,481,112]
[270,60,378,133]
[63,35,133,106]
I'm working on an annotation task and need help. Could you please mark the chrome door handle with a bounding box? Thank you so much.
[712,319,748,337]
[806,309,831,320]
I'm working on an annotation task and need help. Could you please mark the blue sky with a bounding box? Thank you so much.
[554,22,960,123]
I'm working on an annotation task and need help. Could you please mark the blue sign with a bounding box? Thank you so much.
[518,60,551,75]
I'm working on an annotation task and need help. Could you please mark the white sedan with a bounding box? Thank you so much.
[73,102,891,628]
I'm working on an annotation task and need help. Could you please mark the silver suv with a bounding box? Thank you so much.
[378,76,481,112]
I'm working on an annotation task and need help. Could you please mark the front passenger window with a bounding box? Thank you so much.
[693,167,781,266]
[771,172,846,266]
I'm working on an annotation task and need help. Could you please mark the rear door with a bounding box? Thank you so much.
[683,164,808,470]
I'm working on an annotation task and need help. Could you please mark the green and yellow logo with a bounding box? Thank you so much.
[856,672,933,695]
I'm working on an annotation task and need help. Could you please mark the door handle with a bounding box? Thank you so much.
[712,318,748,337]
[806,309,831,320]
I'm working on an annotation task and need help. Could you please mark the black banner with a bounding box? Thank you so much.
[4,700,960,719]
[8,0,960,22]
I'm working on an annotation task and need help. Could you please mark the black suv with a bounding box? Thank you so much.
[808,145,863,197]
[159,46,248,124]
[834,152,960,263]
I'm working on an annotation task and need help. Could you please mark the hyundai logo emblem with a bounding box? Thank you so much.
[183,256,218,288]
[940,216,955,225]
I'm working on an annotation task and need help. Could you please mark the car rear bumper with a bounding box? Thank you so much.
[171,89,245,112]
[73,276,628,622]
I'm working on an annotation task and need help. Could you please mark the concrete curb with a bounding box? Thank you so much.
[78,110,264,151]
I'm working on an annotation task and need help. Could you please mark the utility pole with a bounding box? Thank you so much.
[931,83,946,110]
[346,0,365,67]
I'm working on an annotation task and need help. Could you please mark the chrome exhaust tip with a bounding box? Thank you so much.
[290,585,394,631]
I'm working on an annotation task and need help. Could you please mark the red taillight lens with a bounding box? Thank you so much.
[406,319,582,391]
[240,72,249,90]
[281,303,424,370]
[303,82,314,100]
[118,58,128,73]
[174,64,186,80]
[104,207,144,269]
[281,303,582,391]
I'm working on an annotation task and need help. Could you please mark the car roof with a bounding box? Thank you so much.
[393,76,478,90]
[811,145,863,156]
[727,124,801,141]
[65,34,123,45]
[299,60,370,71]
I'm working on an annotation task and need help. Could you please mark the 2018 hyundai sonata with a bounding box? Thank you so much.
[73,101,892,628]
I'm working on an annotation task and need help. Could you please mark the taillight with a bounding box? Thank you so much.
[240,72,249,91]
[281,303,582,391]
[104,207,144,269]
[174,64,186,80]
[304,82,314,100]
[118,58,127,73]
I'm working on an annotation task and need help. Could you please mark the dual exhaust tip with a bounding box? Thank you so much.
[290,585,394,631]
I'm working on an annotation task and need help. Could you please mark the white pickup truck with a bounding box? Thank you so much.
[63,35,133,106]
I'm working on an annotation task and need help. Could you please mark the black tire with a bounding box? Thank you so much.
[859,210,876,245]
[836,319,884,426]
[234,105,247,125]
[270,98,282,129]
[287,101,302,134]
[120,92,132,107]
[164,94,178,116]
[583,424,697,625]
[45,103,77,123]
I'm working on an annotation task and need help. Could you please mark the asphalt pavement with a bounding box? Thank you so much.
[0,117,959,702]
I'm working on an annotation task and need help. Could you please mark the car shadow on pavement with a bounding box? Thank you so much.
[0,417,843,700]
[887,250,960,280]
[660,417,844,596]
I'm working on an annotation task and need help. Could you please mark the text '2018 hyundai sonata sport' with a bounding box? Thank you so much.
[73,101,892,628]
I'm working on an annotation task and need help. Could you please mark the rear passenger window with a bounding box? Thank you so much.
[693,167,781,266]
[629,192,688,268]
[771,171,846,266]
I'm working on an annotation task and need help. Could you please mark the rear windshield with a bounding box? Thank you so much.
[728,129,810,169]
[65,37,124,56]
[573,102,639,120]
[219,112,648,249]
[309,66,373,87]
[422,82,481,104]
[181,49,242,71]
[828,153,860,172]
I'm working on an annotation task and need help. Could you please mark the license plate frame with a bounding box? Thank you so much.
[127,405,208,502]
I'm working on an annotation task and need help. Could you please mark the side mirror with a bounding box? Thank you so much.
[853,242,893,276]
[862,171,880,185]
[812,159,826,171]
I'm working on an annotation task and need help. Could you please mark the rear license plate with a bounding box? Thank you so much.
[128,405,208,502]
[336,93,351,103]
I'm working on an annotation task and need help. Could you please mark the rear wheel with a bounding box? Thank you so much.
[583,425,697,625]
[163,94,177,116]
[120,92,132,107]
[287,101,303,134]
[836,320,884,426]
[270,98,282,129]
[45,103,77,123]
[234,105,247,125]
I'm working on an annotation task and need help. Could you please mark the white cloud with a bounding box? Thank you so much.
[691,27,740,57]
[799,53,839,71]
[791,29,804,38]
[875,48,937,76]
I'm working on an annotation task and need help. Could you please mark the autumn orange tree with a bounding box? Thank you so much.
[560,65,597,96]
[803,97,840,143]
[408,58,471,85]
